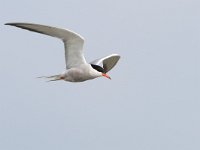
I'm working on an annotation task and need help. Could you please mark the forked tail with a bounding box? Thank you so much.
[37,74,62,82]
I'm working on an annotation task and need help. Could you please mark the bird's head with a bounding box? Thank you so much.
[91,64,111,80]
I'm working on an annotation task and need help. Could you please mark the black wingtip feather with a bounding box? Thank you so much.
[4,23,46,35]
[5,23,17,26]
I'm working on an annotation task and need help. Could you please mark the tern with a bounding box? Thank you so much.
[5,23,120,82]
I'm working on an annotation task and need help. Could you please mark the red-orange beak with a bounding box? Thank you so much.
[102,73,111,80]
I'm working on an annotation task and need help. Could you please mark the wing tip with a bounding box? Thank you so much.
[4,23,11,25]
[4,22,85,41]
[4,23,18,26]
[111,53,121,59]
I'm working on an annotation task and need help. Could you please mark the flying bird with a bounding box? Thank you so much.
[5,23,120,82]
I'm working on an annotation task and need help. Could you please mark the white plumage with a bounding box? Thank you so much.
[5,22,120,82]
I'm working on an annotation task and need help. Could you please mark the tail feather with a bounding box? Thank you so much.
[37,74,62,82]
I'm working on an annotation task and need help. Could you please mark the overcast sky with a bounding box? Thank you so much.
[0,0,199,150]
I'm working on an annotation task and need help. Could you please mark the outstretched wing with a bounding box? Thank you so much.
[5,22,87,69]
[90,54,120,73]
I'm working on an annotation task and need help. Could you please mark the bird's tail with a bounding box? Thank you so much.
[37,74,62,82]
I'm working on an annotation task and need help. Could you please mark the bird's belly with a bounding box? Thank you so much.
[64,69,95,82]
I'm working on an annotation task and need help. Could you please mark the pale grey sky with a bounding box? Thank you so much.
[0,0,200,150]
